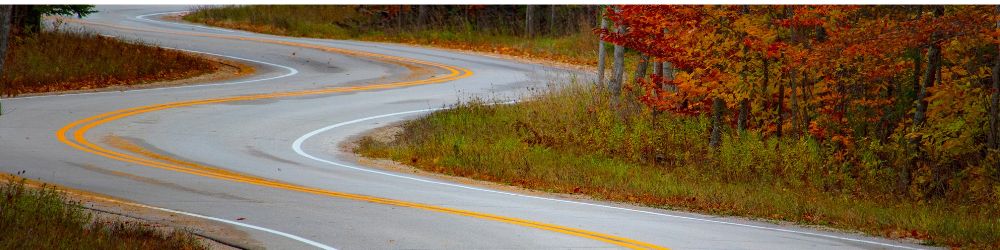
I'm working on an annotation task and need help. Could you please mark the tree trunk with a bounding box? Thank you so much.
[653,61,662,77]
[710,98,726,148]
[660,27,675,92]
[760,58,770,130]
[914,39,941,127]
[11,5,40,35]
[912,48,922,100]
[396,7,403,31]
[906,6,944,196]
[0,5,11,116]
[417,5,428,29]
[777,77,784,138]
[596,13,607,86]
[632,54,649,86]
[990,6,1000,150]
[0,5,10,76]
[790,71,799,137]
[549,5,556,35]
[737,99,749,131]
[936,50,943,87]
[652,60,664,115]
[914,6,945,127]
[525,5,536,38]
[992,58,1000,146]
[662,62,675,91]
[801,74,811,136]
[610,24,626,104]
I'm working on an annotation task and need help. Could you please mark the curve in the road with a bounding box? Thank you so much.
[135,11,236,33]
[54,16,668,250]
[293,108,923,250]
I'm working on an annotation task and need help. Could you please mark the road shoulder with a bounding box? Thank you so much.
[340,120,930,249]
[1,173,263,250]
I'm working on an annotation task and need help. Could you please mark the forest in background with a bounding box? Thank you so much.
[598,6,999,203]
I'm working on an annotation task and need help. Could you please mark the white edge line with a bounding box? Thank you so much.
[85,195,336,250]
[291,105,925,250]
[7,48,299,100]
[6,12,319,249]
[139,205,338,250]
[5,44,321,248]
[135,11,237,33]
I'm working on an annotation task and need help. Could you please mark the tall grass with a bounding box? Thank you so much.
[184,5,601,66]
[184,5,361,38]
[1,29,216,96]
[0,179,205,249]
[356,82,1000,248]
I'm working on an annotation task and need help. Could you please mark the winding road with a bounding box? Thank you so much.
[0,6,928,250]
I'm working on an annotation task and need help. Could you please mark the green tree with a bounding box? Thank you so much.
[11,5,95,34]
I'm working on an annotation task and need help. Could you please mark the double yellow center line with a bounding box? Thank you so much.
[55,17,667,249]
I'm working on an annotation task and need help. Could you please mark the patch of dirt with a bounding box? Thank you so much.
[11,51,255,98]
[0,174,263,250]
[366,126,404,145]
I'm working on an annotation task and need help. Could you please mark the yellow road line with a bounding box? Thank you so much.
[54,18,668,250]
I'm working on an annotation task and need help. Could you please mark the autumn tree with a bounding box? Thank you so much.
[600,5,998,197]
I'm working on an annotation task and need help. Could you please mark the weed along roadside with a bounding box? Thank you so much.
[184,5,609,67]
[0,28,240,98]
[355,82,1000,248]
[0,177,208,249]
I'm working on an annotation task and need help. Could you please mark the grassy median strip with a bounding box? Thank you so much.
[0,178,205,249]
[355,83,1000,248]
[1,28,217,96]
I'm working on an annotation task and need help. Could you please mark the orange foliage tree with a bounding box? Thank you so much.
[602,5,996,139]
[600,5,1000,198]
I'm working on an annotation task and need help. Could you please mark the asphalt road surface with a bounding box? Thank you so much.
[0,6,931,250]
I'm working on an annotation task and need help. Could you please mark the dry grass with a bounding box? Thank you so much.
[355,82,1000,248]
[1,29,216,96]
[0,178,205,249]
[184,5,601,66]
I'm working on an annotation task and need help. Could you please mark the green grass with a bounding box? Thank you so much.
[184,5,602,66]
[355,83,1000,248]
[1,29,216,96]
[0,178,205,249]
